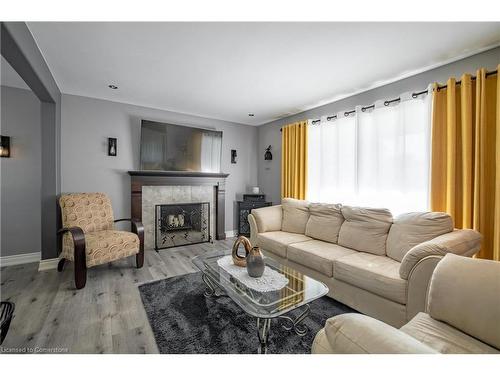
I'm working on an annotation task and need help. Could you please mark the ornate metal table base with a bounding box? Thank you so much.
[201,273,312,354]
[256,318,271,354]
[279,303,310,336]
[202,273,226,297]
[255,304,310,354]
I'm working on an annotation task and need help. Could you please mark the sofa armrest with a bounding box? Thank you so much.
[314,313,436,354]
[406,255,442,321]
[427,254,500,350]
[311,328,335,354]
[250,204,282,233]
[399,229,482,280]
[248,214,259,246]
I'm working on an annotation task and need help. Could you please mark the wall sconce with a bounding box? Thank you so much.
[0,136,11,158]
[264,145,272,161]
[108,137,117,156]
[231,149,237,164]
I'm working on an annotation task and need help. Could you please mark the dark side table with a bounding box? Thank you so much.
[237,194,272,237]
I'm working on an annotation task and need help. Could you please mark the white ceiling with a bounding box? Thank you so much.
[27,22,500,126]
[1,56,30,90]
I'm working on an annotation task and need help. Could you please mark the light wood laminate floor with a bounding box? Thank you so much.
[0,239,235,354]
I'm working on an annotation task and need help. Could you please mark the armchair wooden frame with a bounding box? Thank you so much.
[57,218,144,289]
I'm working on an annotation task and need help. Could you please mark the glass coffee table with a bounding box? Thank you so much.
[192,250,329,353]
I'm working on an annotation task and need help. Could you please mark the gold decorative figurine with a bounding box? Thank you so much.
[231,236,252,267]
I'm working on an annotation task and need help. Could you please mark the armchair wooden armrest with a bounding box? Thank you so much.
[114,218,145,268]
[114,218,144,234]
[57,226,87,289]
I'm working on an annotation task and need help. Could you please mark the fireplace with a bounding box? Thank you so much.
[155,202,210,250]
[128,171,229,249]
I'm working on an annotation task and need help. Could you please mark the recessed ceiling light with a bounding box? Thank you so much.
[108,84,118,90]
[248,113,255,117]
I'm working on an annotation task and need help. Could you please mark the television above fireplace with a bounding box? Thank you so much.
[140,120,223,173]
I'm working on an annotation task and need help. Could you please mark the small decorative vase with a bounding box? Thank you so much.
[232,236,252,267]
[246,246,265,278]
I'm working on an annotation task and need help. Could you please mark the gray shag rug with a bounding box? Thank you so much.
[138,272,356,354]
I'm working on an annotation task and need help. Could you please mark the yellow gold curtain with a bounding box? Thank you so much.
[430,65,500,260]
[281,120,308,200]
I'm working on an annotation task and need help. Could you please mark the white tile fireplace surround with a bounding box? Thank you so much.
[128,170,229,246]
[142,185,216,250]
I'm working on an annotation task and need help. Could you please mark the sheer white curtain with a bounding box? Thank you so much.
[200,132,222,173]
[307,86,432,215]
[308,113,357,204]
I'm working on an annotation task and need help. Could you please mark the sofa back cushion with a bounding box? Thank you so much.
[281,198,310,234]
[428,254,500,351]
[251,205,283,233]
[386,212,453,262]
[305,203,344,243]
[338,206,393,255]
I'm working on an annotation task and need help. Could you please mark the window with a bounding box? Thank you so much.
[307,88,432,215]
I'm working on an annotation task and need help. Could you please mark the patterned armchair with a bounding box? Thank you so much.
[57,193,144,289]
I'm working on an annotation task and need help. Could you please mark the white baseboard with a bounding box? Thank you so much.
[38,258,59,272]
[2,232,239,269]
[225,230,237,238]
[0,252,41,267]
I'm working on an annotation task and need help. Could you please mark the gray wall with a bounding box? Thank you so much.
[257,46,500,204]
[1,86,42,257]
[60,94,259,233]
[2,22,62,260]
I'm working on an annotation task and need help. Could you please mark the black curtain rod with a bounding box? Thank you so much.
[306,89,427,127]
[309,95,412,126]
[436,69,497,90]
[280,69,497,131]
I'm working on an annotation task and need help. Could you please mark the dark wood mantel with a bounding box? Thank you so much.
[128,170,229,240]
[128,170,229,178]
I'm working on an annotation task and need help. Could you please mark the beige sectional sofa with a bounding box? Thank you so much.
[311,254,500,354]
[248,198,482,328]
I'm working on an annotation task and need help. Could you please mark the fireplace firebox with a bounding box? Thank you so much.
[155,202,210,250]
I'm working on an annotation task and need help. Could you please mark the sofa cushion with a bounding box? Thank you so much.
[287,240,356,277]
[305,203,344,243]
[338,206,393,255]
[256,231,311,258]
[333,252,407,304]
[251,204,282,233]
[386,212,453,262]
[281,198,310,234]
[401,313,499,354]
[427,254,500,351]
